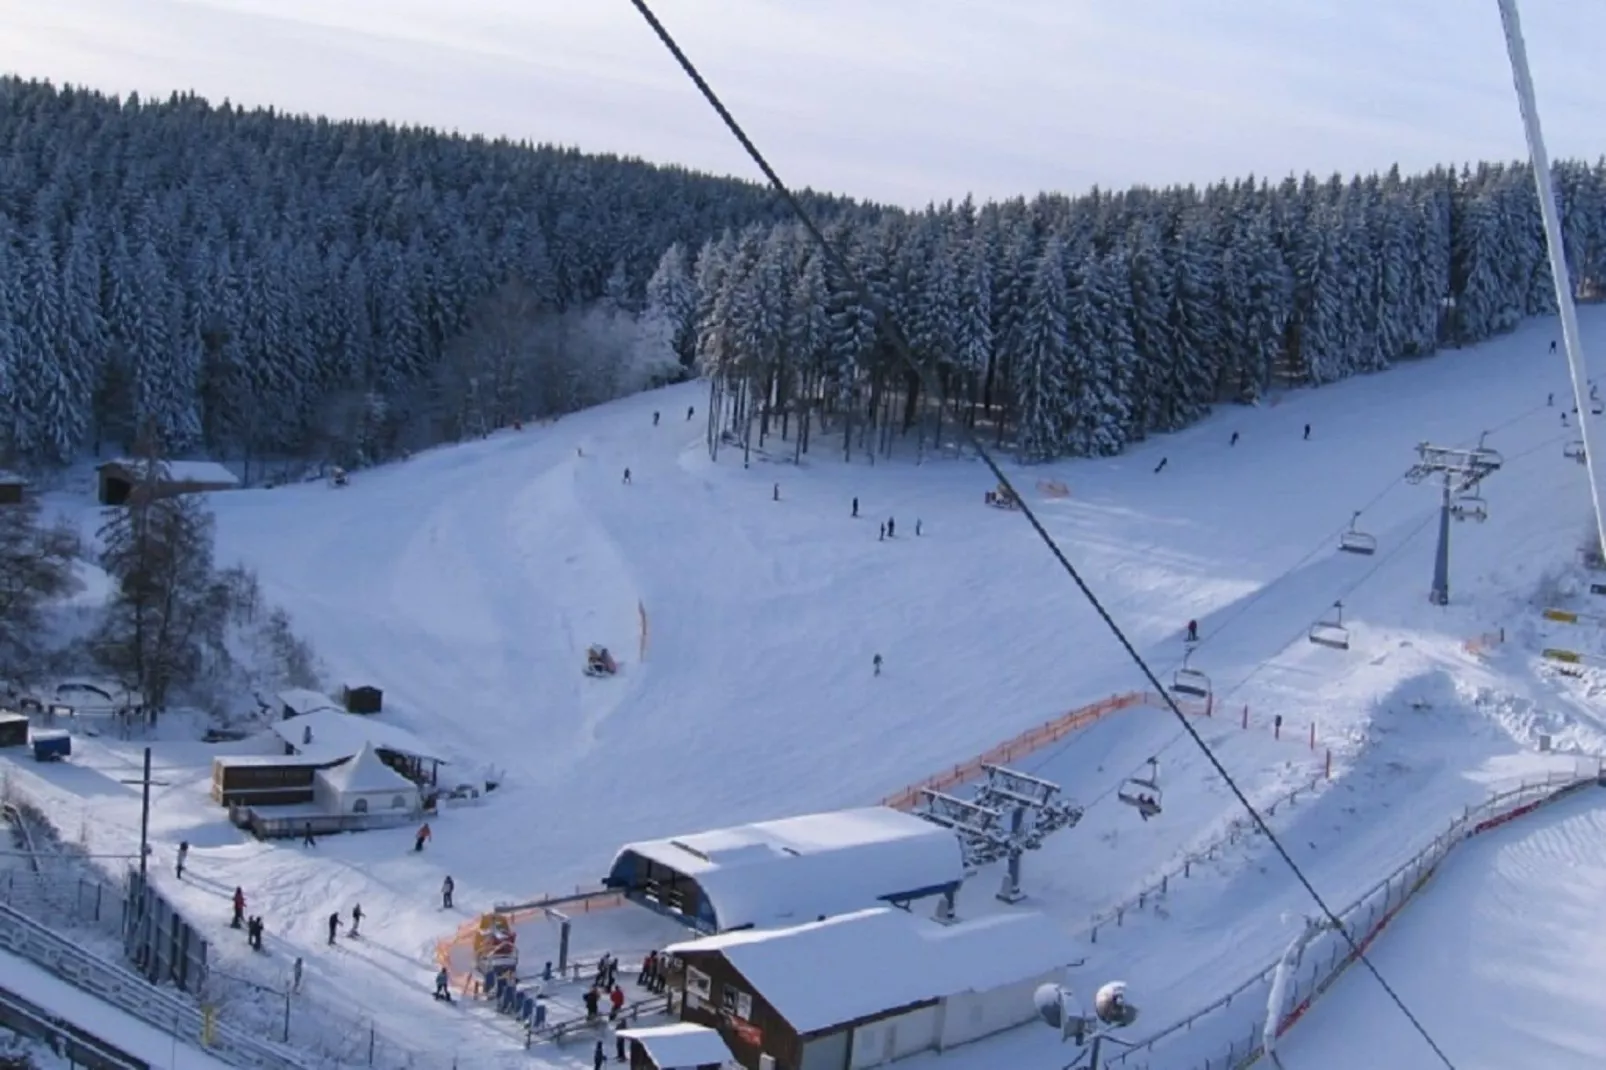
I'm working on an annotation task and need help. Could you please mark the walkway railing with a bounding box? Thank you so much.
[1099,762,1603,1069]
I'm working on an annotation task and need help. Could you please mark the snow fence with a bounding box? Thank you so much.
[1099,761,1606,1070]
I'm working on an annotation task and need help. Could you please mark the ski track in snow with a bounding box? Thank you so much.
[8,310,1606,1066]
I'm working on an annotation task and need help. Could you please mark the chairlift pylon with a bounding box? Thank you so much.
[1338,511,1377,556]
[1117,758,1162,819]
[1308,600,1351,651]
[1170,647,1212,700]
[1450,494,1488,523]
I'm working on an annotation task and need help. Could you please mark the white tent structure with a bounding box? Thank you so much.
[314,744,420,816]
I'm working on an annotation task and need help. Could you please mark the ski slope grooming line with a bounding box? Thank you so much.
[1124,766,1606,1070]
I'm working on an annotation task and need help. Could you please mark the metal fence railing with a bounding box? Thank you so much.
[1099,762,1603,1069]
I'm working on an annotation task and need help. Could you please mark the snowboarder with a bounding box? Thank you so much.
[1153,457,1167,474]
[350,904,363,937]
[176,840,189,880]
[652,411,660,426]
[593,1040,607,1070]
[1303,423,1311,441]
[414,823,432,853]
[327,912,341,945]
[851,497,859,518]
[622,468,631,485]
[248,916,264,951]
[303,822,315,847]
[441,875,455,910]
[1186,619,1199,643]
[915,519,922,537]
[293,957,304,994]
[434,967,452,1002]
[687,405,695,421]
[873,653,883,677]
[887,517,896,537]
[608,985,625,1021]
[1230,431,1240,446]
[231,888,246,929]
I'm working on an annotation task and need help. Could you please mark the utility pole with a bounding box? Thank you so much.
[1405,436,1503,605]
[1497,0,1606,564]
[117,748,168,881]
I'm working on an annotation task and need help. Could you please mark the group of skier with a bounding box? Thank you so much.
[1153,424,1311,474]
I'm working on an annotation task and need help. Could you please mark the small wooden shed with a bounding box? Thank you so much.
[0,472,25,506]
[0,711,28,748]
[342,685,383,715]
[97,459,240,506]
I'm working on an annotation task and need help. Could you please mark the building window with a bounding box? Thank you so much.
[353,798,369,814]
[392,795,407,809]
[685,966,712,1004]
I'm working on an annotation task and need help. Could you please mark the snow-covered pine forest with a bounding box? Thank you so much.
[0,77,869,468]
[4,73,1606,472]
[682,165,1606,462]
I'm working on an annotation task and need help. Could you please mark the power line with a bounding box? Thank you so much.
[619,1,1457,1065]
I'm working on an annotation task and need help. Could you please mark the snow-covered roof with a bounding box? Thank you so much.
[100,459,240,487]
[617,1023,736,1069]
[271,709,447,765]
[666,907,1075,1035]
[318,744,418,795]
[278,688,339,716]
[608,806,963,932]
[0,471,25,486]
[0,711,27,726]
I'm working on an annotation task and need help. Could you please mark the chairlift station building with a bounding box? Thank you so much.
[604,807,964,935]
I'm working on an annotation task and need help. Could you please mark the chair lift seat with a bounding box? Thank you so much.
[1171,670,1211,699]
[1338,530,1377,555]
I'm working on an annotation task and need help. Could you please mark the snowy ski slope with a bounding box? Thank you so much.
[7,308,1606,1067]
[1276,789,1606,1070]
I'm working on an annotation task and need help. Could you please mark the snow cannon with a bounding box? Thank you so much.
[1094,981,1139,1028]
[473,913,518,972]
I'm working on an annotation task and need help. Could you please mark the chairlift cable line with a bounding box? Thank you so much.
[1030,412,1562,805]
[619,2,1457,1064]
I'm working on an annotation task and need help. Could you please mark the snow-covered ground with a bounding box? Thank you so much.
[5,309,1606,1067]
[1277,788,1606,1070]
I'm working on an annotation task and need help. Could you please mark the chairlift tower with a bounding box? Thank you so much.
[1405,434,1502,605]
[916,766,1083,909]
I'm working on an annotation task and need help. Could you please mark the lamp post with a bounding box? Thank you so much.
[1034,980,1140,1070]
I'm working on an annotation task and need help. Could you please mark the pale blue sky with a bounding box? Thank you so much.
[1,0,1599,208]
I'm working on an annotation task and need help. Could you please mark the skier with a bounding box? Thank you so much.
[1563,412,1570,426]
[641,951,657,990]
[232,888,246,929]
[616,1031,627,1063]
[772,482,780,501]
[1230,431,1240,446]
[434,967,452,1002]
[1153,457,1168,474]
[441,875,455,910]
[583,987,601,1021]
[350,904,363,937]
[652,411,660,426]
[687,405,695,421]
[1549,392,1555,407]
[1303,423,1311,440]
[292,957,304,993]
[414,823,432,853]
[915,519,922,537]
[248,916,264,952]
[887,517,896,537]
[176,840,189,880]
[622,468,632,485]
[878,522,886,541]
[851,497,859,518]
[593,1040,607,1070]
[873,653,883,677]
[1552,339,1559,354]
[608,984,625,1021]
[1186,619,1199,643]
[303,822,315,847]
[327,912,341,946]
[302,725,313,745]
